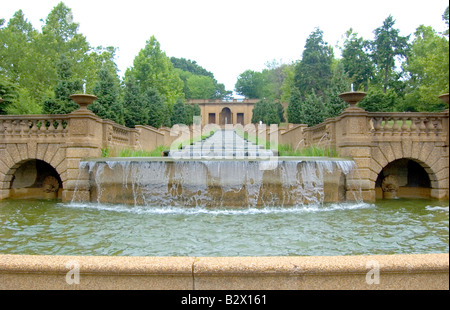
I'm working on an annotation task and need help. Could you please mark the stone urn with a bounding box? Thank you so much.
[70,94,97,113]
[339,91,367,112]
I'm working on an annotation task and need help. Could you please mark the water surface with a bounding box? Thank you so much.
[0,198,448,257]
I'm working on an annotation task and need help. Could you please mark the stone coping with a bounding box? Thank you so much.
[1,253,448,290]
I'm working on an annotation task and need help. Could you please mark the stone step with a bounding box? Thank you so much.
[169,129,274,158]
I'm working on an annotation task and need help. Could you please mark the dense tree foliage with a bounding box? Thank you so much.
[0,2,229,127]
[1,3,448,128]
[235,8,449,125]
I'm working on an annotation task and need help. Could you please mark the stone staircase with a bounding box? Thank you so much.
[169,129,275,158]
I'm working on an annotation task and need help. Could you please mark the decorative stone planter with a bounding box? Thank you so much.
[339,91,367,112]
[69,94,97,114]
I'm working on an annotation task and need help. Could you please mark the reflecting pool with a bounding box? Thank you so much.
[0,198,448,257]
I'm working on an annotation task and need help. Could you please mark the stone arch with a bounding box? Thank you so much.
[374,158,433,199]
[368,141,447,199]
[5,159,64,199]
[219,107,232,125]
[0,143,68,200]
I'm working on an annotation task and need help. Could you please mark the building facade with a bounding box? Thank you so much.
[187,99,258,126]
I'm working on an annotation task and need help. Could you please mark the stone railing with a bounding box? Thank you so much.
[102,120,138,149]
[0,115,69,141]
[281,110,448,150]
[369,112,446,139]
[303,118,337,148]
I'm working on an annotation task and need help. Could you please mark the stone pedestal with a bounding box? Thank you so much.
[62,94,102,202]
[335,92,375,201]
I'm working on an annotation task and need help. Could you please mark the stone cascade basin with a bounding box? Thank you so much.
[73,130,361,208]
[75,130,360,207]
[76,157,359,208]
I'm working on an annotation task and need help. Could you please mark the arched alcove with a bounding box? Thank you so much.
[375,158,431,199]
[9,159,63,199]
[219,107,232,125]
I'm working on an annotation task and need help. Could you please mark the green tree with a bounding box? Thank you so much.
[171,57,231,99]
[37,2,90,93]
[275,102,286,123]
[403,24,449,111]
[145,87,169,128]
[301,90,327,126]
[370,15,410,93]
[358,88,400,112]
[294,28,334,98]
[186,75,217,99]
[5,87,42,114]
[0,75,18,114]
[325,61,351,117]
[280,63,296,103]
[170,98,187,126]
[91,64,124,124]
[341,28,374,91]
[185,103,201,125]
[235,70,265,98]
[123,76,148,127]
[42,55,82,114]
[170,57,214,78]
[129,36,184,107]
[287,87,303,124]
[0,10,47,103]
[251,99,281,125]
[442,6,449,37]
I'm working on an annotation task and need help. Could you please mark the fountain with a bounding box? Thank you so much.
[76,129,358,207]
[1,92,448,290]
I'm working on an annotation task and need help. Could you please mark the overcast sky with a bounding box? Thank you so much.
[2,0,449,93]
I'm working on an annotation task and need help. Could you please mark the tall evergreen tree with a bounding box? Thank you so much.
[370,15,410,93]
[294,28,334,98]
[145,87,169,128]
[301,90,327,126]
[325,61,351,117]
[341,28,374,91]
[170,98,187,126]
[42,55,82,114]
[123,76,148,127]
[91,64,124,124]
[287,87,303,124]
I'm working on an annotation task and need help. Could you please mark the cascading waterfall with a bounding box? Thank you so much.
[75,158,360,208]
[73,130,361,207]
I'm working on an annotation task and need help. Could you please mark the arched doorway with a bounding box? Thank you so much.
[9,159,63,199]
[219,107,232,125]
[375,159,431,199]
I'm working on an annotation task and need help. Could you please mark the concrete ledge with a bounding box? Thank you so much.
[0,254,448,290]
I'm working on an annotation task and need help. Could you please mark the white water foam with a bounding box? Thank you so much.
[75,157,360,208]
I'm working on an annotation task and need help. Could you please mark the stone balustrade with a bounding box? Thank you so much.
[0,115,69,140]
[369,112,445,139]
